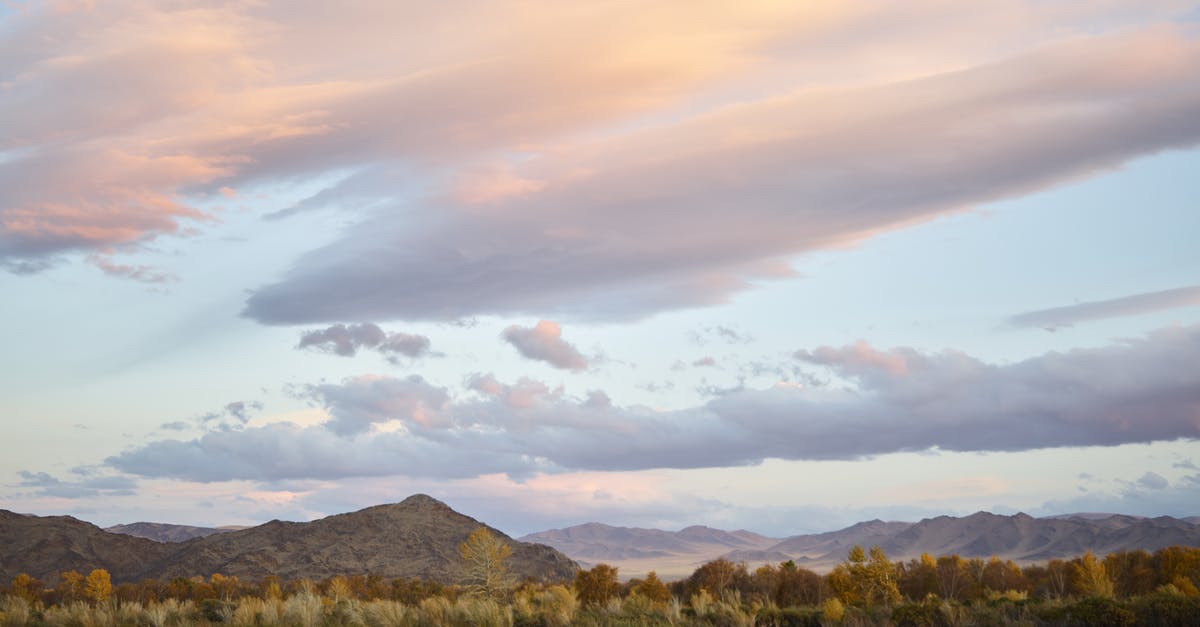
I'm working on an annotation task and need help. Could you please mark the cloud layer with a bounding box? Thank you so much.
[108,324,1200,482]
[241,26,1200,323]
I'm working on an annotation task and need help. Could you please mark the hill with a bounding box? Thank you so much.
[0,495,576,584]
[104,522,240,543]
[0,509,172,583]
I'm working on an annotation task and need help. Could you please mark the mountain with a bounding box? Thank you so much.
[525,513,1200,577]
[1,495,577,584]
[105,522,240,543]
[520,523,779,579]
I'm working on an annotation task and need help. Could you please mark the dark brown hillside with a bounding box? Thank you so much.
[141,494,577,582]
[0,509,172,582]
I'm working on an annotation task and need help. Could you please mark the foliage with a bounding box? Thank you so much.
[2,544,1199,625]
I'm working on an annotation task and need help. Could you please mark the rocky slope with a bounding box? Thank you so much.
[1,495,577,584]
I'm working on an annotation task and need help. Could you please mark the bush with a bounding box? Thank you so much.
[891,602,942,627]
[1128,590,1200,627]
[199,597,237,622]
[1059,596,1135,626]
[755,603,822,627]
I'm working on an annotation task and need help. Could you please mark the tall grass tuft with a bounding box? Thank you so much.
[232,596,284,626]
[362,599,415,627]
[448,596,511,627]
[0,596,33,627]
[283,590,325,627]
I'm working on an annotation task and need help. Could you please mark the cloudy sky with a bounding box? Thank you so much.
[2,1,1199,538]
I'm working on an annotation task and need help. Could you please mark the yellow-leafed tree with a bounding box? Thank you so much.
[84,568,112,604]
[459,526,513,601]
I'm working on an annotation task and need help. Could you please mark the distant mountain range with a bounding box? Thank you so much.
[6,500,1196,584]
[0,495,576,584]
[522,512,1200,578]
[105,522,244,543]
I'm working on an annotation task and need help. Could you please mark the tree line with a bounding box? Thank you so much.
[2,529,1199,625]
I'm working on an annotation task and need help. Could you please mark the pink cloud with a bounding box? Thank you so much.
[502,320,590,371]
[245,26,1200,323]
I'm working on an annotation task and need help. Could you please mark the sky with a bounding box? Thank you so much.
[1,0,1199,538]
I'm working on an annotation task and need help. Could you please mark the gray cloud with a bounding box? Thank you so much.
[298,323,432,360]
[224,401,262,424]
[1137,471,1169,490]
[691,326,752,346]
[502,320,589,371]
[310,375,450,436]
[191,400,264,432]
[298,323,387,356]
[1009,284,1200,330]
[109,325,1200,482]
[1037,471,1200,519]
[14,471,137,499]
[242,30,1200,323]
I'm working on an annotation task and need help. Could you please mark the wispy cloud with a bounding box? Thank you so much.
[1009,284,1200,330]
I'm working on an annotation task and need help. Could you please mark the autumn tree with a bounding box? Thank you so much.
[632,571,670,605]
[458,526,513,601]
[210,573,240,600]
[1044,559,1070,599]
[897,554,937,600]
[935,554,968,601]
[10,573,41,604]
[775,560,824,606]
[982,556,1027,594]
[1103,550,1155,598]
[831,545,900,606]
[687,558,748,598]
[1072,551,1115,599]
[84,568,113,604]
[575,564,620,606]
[56,570,85,603]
